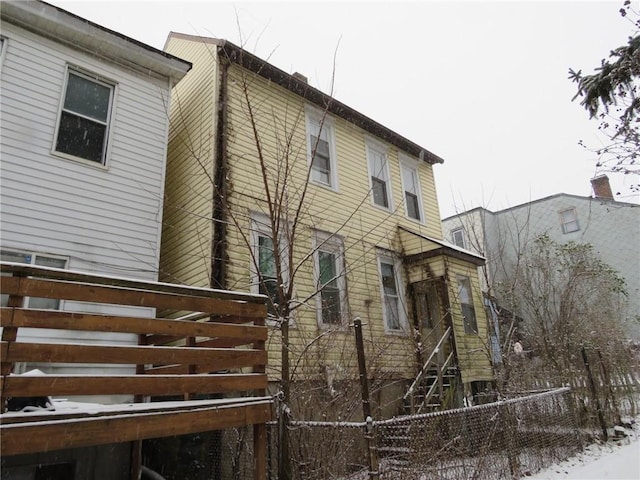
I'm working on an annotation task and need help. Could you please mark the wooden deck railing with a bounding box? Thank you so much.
[0,261,271,478]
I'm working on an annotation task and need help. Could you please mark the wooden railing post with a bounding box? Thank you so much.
[253,309,267,480]
[1,273,26,413]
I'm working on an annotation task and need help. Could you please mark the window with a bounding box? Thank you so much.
[251,214,286,316]
[55,68,114,164]
[400,158,423,221]
[314,232,346,326]
[560,208,580,234]
[367,140,392,210]
[0,37,7,70]
[306,107,338,189]
[378,254,406,332]
[451,228,466,249]
[457,276,477,334]
[0,250,67,309]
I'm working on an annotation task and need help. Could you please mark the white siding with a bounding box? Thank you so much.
[0,20,175,393]
[0,22,171,280]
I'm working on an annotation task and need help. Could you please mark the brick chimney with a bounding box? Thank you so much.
[292,72,308,84]
[591,175,614,200]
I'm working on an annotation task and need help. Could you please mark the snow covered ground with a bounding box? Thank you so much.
[529,423,639,480]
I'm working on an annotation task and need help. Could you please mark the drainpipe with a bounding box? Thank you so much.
[211,53,230,290]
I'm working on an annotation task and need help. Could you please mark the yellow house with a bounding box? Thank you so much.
[161,33,494,415]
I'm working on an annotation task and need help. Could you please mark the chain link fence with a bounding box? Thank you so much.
[271,387,583,480]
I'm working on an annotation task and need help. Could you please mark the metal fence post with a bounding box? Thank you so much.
[354,318,380,479]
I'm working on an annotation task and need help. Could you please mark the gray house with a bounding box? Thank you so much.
[442,176,640,340]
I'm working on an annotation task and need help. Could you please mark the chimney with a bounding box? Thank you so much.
[292,72,308,84]
[591,175,614,200]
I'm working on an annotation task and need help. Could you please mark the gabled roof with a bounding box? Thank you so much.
[2,1,191,83]
[166,32,444,165]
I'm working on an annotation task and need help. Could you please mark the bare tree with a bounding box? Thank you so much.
[161,37,439,478]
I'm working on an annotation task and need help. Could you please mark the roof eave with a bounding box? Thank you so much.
[2,1,192,82]
[216,39,444,165]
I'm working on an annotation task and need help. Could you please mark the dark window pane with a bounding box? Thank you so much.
[462,303,477,333]
[406,192,420,220]
[318,251,337,286]
[385,297,400,330]
[321,287,341,324]
[310,135,331,185]
[56,111,107,163]
[318,250,341,324]
[258,235,278,313]
[65,73,110,122]
[381,262,397,295]
[372,177,388,207]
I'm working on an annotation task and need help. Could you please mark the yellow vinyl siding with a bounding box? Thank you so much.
[446,257,493,383]
[161,39,454,383]
[222,64,429,379]
[161,36,218,287]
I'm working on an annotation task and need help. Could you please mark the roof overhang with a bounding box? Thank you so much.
[2,1,191,83]
[399,226,486,266]
[166,32,443,165]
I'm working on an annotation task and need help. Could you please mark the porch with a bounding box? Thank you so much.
[0,262,271,479]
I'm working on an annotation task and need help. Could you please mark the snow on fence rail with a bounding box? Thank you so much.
[270,387,583,479]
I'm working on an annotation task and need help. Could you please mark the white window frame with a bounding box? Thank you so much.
[559,208,580,234]
[457,276,478,334]
[378,252,408,333]
[313,231,347,327]
[53,66,116,166]
[366,137,393,211]
[399,155,424,222]
[305,105,339,190]
[0,36,8,70]
[0,249,68,309]
[451,228,466,249]
[250,213,289,321]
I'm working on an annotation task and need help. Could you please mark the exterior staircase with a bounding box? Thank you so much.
[403,326,460,414]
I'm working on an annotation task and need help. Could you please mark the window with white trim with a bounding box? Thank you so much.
[451,228,466,249]
[378,254,406,332]
[0,250,67,309]
[400,158,423,221]
[54,68,114,164]
[314,232,346,326]
[306,107,338,189]
[250,214,287,316]
[457,276,477,334]
[0,37,7,69]
[559,208,580,234]
[367,140,392,210]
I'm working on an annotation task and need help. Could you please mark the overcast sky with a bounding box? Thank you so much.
[49,0,639,218]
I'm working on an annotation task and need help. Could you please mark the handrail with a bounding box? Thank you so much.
[404,326,452,400]
[416,350,455,414]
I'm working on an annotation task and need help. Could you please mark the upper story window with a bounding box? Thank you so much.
[314,232,346,326]
[559,208,580,234]
[400,157,423,222]
[451,228,466,249]
[305,107,338,190]
[366,139,392,210]
[378,254,406,332]
[0,250,67,309]
[54,68,115,165]
[457,276,477,334]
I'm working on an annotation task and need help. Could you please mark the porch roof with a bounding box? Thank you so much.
[398,226,486,267]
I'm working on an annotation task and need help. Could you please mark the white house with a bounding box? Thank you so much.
[442,176,640,340]
[0,1,191,385]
